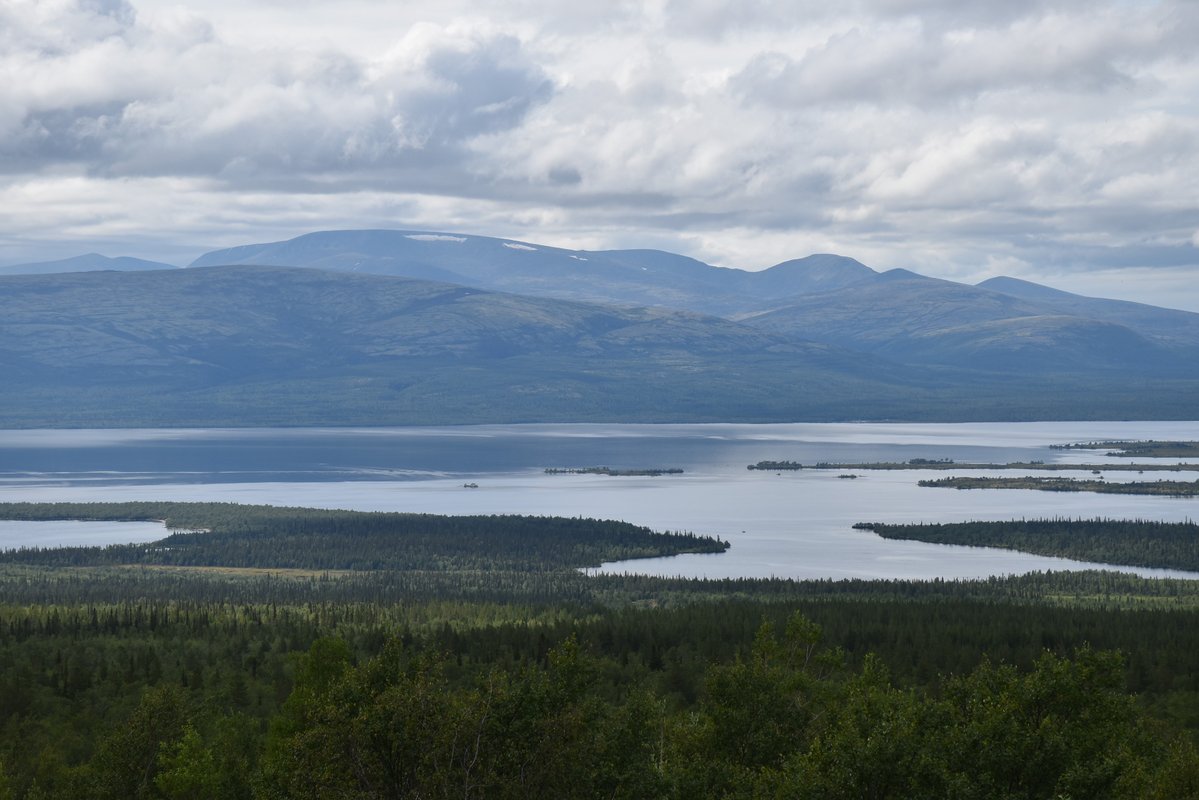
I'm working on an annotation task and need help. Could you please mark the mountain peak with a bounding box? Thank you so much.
[743,253,876,297]
[874,267,930,283]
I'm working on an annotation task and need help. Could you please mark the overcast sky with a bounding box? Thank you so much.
[2,0,1197,309]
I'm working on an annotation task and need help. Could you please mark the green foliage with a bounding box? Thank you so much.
[0,594,1198,798]
[0,759,13,800]
[3,505,1199,797]
[91,685,189,800]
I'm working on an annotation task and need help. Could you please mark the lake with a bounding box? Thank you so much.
[1,421,1197,580]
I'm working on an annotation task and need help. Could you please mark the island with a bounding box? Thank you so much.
[544,466,684,476]
[747,459,1199,472]
[853,519,1199,572]
[1050,440,1199,458]
[917,476,1199,496]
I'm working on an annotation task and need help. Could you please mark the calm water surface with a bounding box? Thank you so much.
[1,421,1197,580]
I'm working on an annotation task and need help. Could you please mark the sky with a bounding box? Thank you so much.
[2,0,1198,309]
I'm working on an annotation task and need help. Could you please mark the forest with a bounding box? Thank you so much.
[0,502,726,571]
[2,503,1199,798]
[856,518,1199,572]
[918,475,1199,496]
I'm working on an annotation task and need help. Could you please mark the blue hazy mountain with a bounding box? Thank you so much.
[738,270,1197,373]
[0,265,931,426]
[188,229,1199,374]
[5,229,1199,425]
[978,276,1199,348]
[0,253,177,275]
[189,230,875,315]
[3,263,1198,427]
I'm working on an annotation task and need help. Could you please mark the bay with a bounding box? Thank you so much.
[1,421,1197,580]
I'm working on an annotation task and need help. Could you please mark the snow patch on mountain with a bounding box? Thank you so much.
[405,234,467,243]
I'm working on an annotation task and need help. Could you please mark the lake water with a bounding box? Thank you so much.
[1,421,1197,580]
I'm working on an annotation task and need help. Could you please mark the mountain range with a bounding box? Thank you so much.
[2,229,1197,426]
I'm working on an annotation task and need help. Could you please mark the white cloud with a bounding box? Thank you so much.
[0,5,552,182]
[1,0,1198,309]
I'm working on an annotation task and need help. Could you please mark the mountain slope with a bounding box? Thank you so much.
[4,265,1198,426]
[730,254,876,298]
[743,270,1048,345]
[0,266,926,426]
[740,270,1189,374]
[897,315,1174,372]
[979,276,1199,351]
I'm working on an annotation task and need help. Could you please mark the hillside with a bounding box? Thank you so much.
[0,265,940,426]
[739,270,1194,374]
[5,235,1199,424]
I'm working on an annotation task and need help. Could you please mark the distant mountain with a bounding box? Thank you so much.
[740,270,1197,374]
[3,265,1198,426]
[8,229,1199,424]
[978,276,1199,351]
[187,228,1199,378]
[729,254,876,299]
[0,266,922,427]
[189,230,875,316]
[0,253,177,275]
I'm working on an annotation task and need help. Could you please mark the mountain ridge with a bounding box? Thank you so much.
[0,253,178,276]
[7,227,1199,405]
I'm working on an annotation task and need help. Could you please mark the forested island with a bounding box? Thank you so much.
[0,502,726,571]
[749,459,1199,472]
[544,467,685,476]
[1051,440,1199,458]
[2,503,1199,797]
[855,518,1199,572]
[919,476,1199,496]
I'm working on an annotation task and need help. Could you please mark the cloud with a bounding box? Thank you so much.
[0,5,552,187]
[1,0,1198,311]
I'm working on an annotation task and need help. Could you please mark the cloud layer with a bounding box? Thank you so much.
[2,0,1197,308]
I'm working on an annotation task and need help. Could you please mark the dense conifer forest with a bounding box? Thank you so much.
[2,503,1199,798]
[856,518,1199,572]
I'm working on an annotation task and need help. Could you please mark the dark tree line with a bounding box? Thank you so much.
[0,502,726,571]
[857,518,1199,571]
